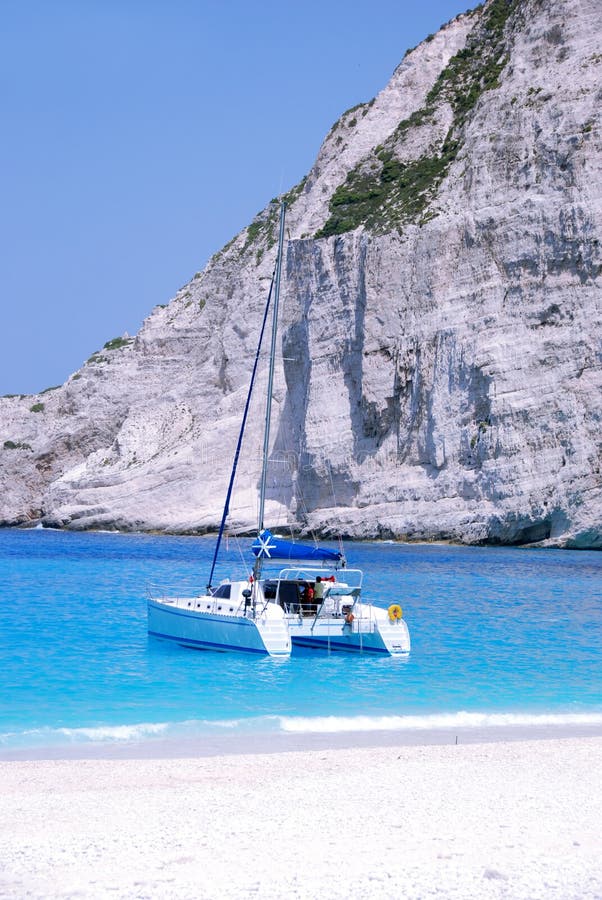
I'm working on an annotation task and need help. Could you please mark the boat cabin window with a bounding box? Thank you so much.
[263,580,302,608]
[212,584,232,599]
[263,581,278,601]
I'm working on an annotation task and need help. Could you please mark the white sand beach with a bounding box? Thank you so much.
[1,736,601,899]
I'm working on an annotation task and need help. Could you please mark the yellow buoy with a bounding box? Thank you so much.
[388,603,403,621]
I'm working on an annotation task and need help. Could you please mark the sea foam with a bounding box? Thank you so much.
[0,721,170,748]
[3,711,602,751]
[277,711,602,733]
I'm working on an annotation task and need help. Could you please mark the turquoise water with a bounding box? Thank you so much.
[1,528,601,751]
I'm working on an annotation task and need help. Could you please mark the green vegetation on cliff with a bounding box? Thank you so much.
[316,0,520,239]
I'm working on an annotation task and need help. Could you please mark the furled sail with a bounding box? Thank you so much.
[251,529,343,563]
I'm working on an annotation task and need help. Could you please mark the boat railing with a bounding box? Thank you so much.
[307,589,371,628]
[276,566,363,589]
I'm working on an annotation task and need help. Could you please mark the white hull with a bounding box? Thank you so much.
[147,590,291,656]
[288,608,410,655]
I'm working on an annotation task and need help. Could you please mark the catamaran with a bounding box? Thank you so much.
[147,200,411,656]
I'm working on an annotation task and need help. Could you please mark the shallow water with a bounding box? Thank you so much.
[1,528,601,751]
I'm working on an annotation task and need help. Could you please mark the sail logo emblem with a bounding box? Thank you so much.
[256,531,277,558]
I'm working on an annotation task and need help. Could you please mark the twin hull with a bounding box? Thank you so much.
[147,596,291,656]
[147,587,410,657]
[288,613,410,655]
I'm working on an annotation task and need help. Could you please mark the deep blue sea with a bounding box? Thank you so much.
[1,528,601,754]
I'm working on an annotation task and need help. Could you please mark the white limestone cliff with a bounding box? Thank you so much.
[1,0,600,548]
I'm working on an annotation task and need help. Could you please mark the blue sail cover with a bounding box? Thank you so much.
[251,529,343,563]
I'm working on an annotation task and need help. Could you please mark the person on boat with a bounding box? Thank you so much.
[313,576,325,604]
[298,582,312,615]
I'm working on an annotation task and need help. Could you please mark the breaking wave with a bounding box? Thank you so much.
[276,711,602,733]
[2,710,602,752]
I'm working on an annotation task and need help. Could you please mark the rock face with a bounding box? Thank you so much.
[1,0,601,548]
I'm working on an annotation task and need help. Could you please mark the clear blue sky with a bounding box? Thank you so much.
[1,0,472,396]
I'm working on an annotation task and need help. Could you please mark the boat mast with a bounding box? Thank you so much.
[254,199,286,580]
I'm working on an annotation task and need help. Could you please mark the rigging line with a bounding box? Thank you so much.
[257,200,286,535]
[290,463,322,547]
[206,271,276,592]
[326,460,346,561]
[232,531,252,581]
[254,200,287,582]
[289,474,318,546]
